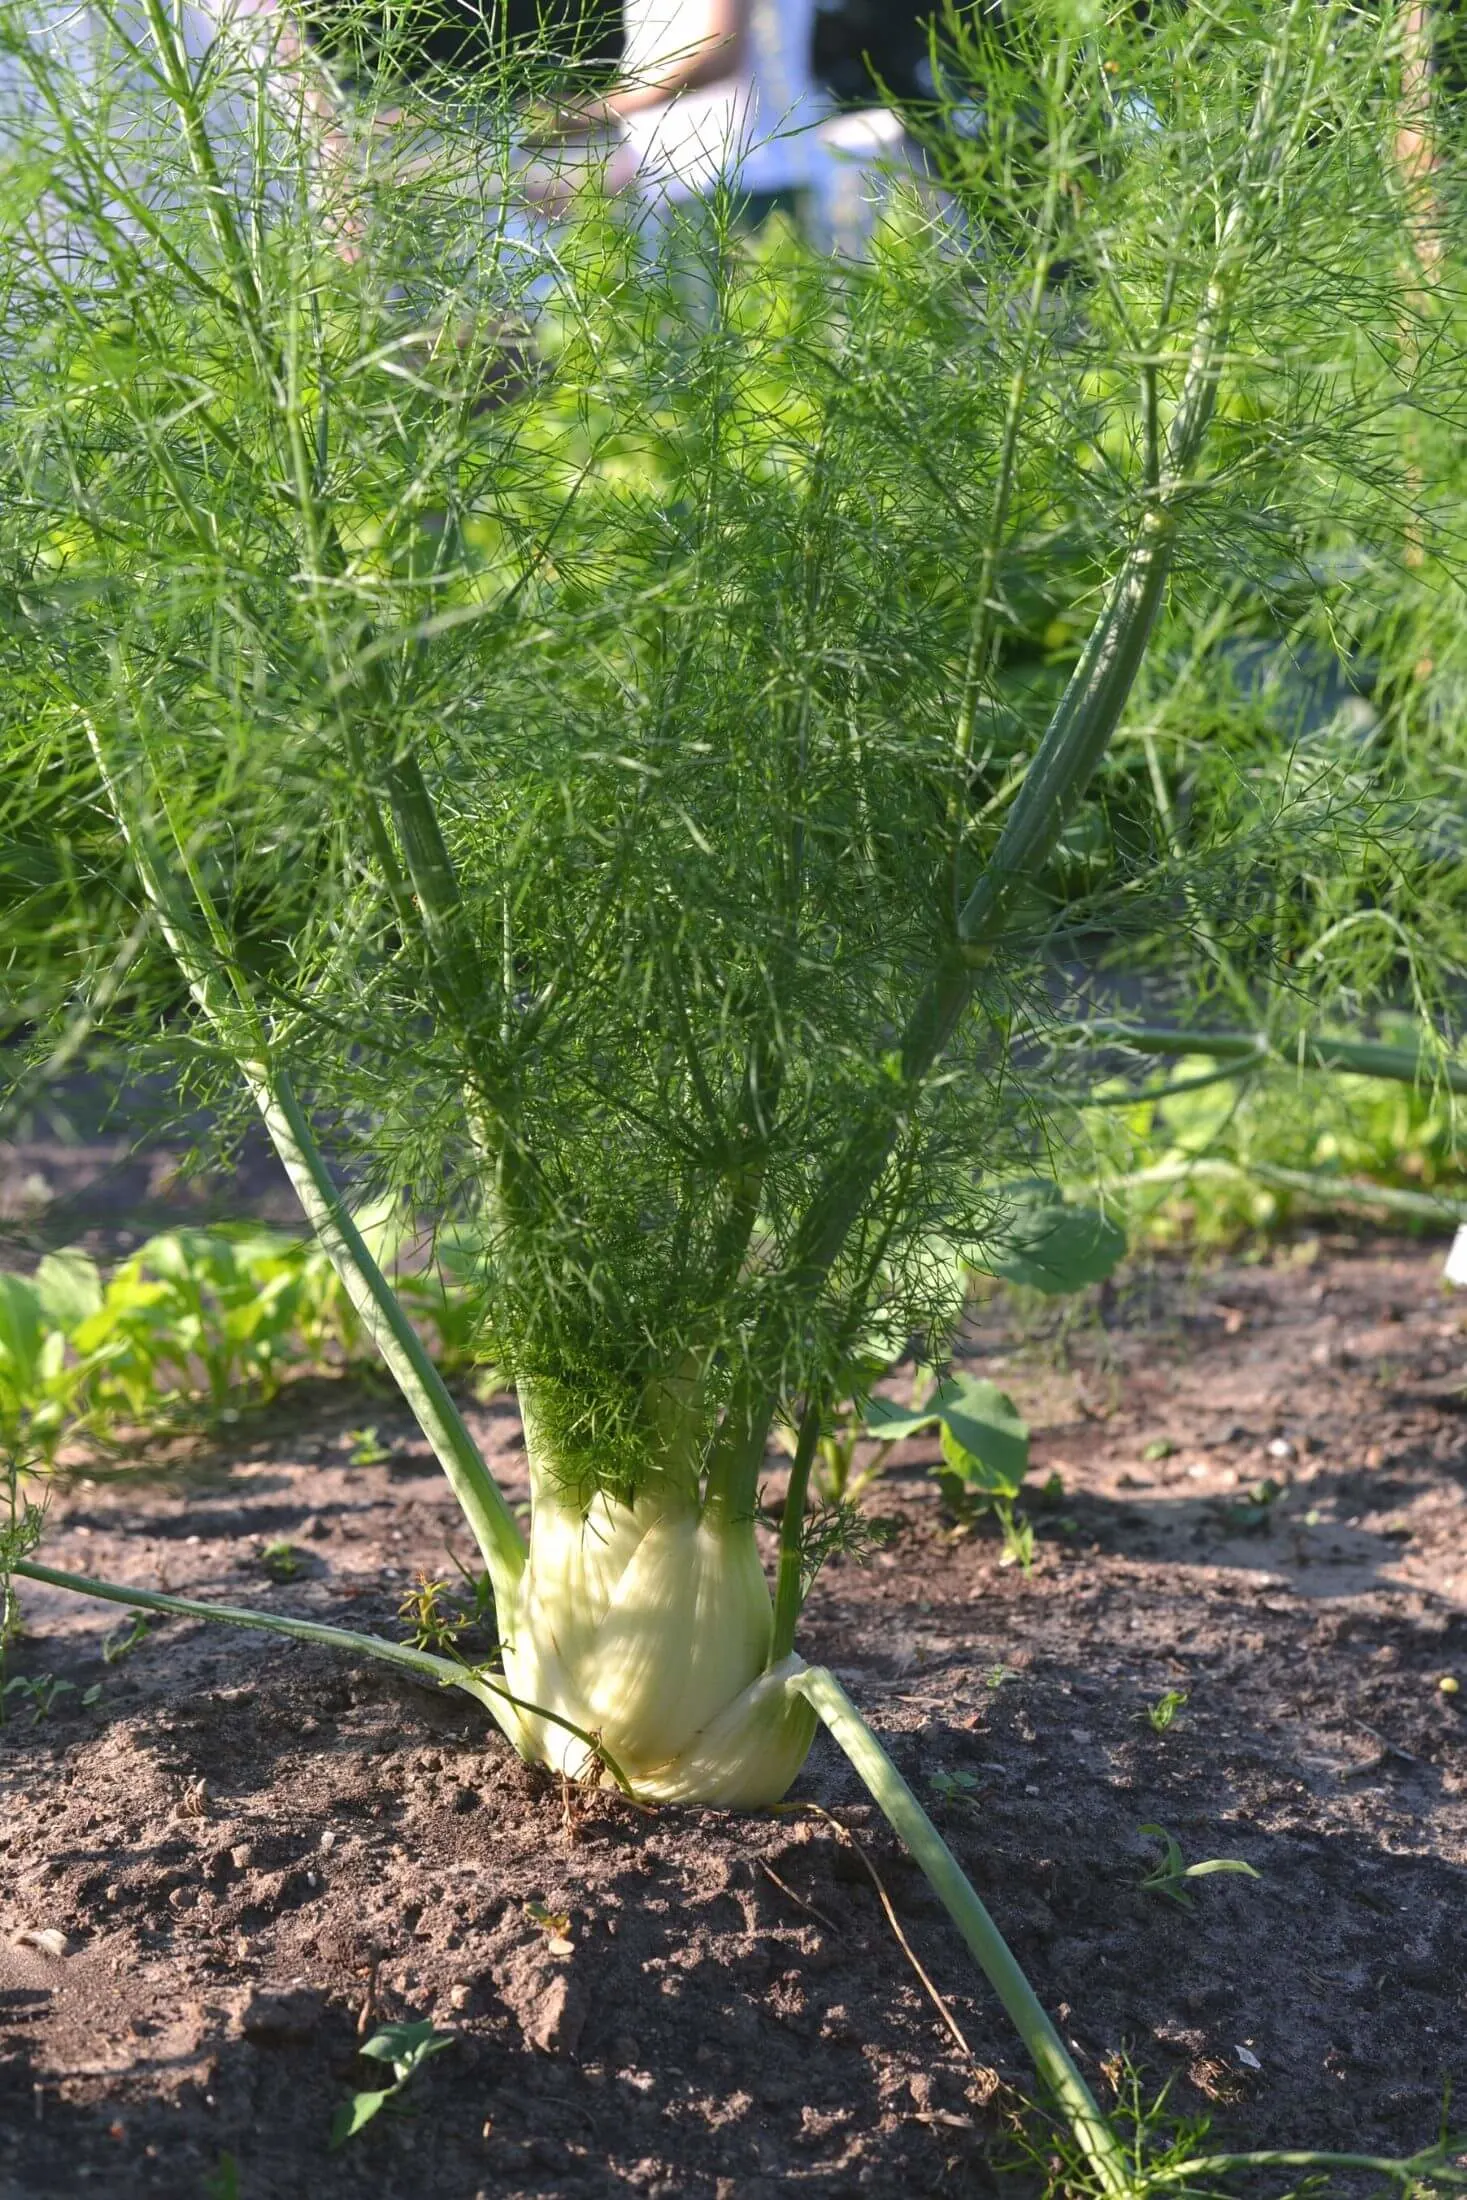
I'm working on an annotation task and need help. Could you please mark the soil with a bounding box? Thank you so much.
[1,1235,1465,2200]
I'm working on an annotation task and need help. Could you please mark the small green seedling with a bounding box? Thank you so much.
[524,1903,576,1954]
[259,1539,301,1582]
[930,1767,982,1807]
[1,1671,75,1723]
[866,1375,1038,1571]
[397,1573,465,1654]
[330,2018,454,2148]
[1005,2048,1467,2200]
[1221,1476,1284,1532]
[346,1426,392,1468]
[1143,1689,1188,1733]
[102,1611,151,1665]
[1142,1439,1176,1463]
[1139,1825,1261,1909]
[986,1664,1017,1690]
[204,2152,240,2200]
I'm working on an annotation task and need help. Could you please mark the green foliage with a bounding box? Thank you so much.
[1008,2053,1467,2200]
[0,0,1448,1520]
[2,10,1462,2173]
[972,1181,1128,1297]
[1142,1690,1188,1734]
[1071,1038,1467,1244]
[397,1570,468,1653]
[1138,1825,1262,1910]
[203,2155,240,2200]
[0,1669,90,1723]
[0,1226,478,1464]
[330,2019,454,2148]
[101,1611,150,1665]
[865,1371,1036,1566]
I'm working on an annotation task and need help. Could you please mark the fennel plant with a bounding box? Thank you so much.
[1,0,1461,2181]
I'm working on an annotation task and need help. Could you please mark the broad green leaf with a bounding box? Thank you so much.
[861,1395,938,1443]
[34,1249,104,1332]
[0,1273,44,1387]
[330,2088,393,2148]
[359,2018,453,2080]
[941,1420,1022,1500]
[133,1232,197,1282]
[977,1180,1125,1296]
[929,1374,1029,1492]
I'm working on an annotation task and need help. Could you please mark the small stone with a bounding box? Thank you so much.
[1440,1675,1460,1697]
[13,1928,69,1958]
[522,1969,586,2054]
[448,1982,474,2011]
[230,1844,254,1872]
[319,1830,337,1854]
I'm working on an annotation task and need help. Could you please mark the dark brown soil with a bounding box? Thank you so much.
[2,1237,1465,2200]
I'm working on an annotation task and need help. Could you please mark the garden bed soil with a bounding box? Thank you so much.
[1,1237,1465,2200]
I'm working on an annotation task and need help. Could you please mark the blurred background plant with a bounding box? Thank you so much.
[0,1214,484,1471]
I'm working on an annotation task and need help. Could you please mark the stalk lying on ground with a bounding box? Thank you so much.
[1,0,1456,2186]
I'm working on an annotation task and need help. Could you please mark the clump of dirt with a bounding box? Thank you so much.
[1,1237,1464,2199]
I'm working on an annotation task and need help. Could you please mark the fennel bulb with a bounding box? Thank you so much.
[501,1479,816,1804]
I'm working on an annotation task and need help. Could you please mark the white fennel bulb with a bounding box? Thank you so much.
[501,1449,815,1803]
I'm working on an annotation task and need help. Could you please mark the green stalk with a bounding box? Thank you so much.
[790,1663,1130,2200]
[768,1399,822,1666]
[952,1,1316,960]
[74,8,529,1605]
[137,0,277,386]
[14,1557,483,1697]
[250,1071,528,1605]
[1060,1020,1467,1096]
[1151,2148,1466,2190]
[84,721,526,1611]
[10,1559,636,1791]
[706,8,1309,1525]
[1106,1154,1467,1226]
